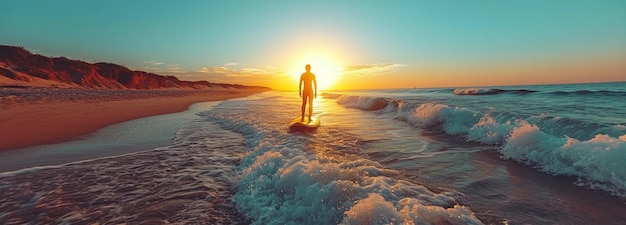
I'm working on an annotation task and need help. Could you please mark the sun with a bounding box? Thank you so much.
[290,52,343,90]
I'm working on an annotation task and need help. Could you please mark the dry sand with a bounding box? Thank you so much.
[0,87,267,151]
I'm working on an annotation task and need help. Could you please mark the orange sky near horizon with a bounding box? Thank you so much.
[178,35,626,91]
[229,52,626,91]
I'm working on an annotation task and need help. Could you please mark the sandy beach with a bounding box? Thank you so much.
[0,87,267,151]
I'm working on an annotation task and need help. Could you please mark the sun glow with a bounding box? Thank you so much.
[290,52,343,91]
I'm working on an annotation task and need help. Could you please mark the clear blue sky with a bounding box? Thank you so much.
[2,0,625,89]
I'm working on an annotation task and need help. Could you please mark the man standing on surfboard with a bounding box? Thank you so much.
[299,64,317,121]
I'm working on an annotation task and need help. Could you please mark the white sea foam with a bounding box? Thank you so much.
[202,100,484,225]
[453,88,498,95]
[452,88,535,95]
[232,143,483,224]
[467,113,515,144]
[501,124,626,197]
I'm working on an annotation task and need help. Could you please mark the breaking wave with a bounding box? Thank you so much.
[200,100,484,225]
[330,93,626,199]
[453,88,536,95]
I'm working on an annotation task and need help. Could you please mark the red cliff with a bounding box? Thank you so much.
[0,45,262,90]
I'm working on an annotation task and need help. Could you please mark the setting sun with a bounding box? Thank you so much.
[290,52,343,91]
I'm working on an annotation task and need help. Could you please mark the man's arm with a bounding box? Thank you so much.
[299,74,303,97]
[313,75,317,98]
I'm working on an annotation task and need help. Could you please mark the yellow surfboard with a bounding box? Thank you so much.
[289,117,320,129]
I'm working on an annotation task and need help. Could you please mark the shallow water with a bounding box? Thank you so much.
[0,102,218,172]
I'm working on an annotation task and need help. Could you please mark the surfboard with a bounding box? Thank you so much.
[289,117,320,130]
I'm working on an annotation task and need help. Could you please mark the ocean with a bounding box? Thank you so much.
[1,82,625,224]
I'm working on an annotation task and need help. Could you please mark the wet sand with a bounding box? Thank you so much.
[0,87,267,151]
[0,118,250,224]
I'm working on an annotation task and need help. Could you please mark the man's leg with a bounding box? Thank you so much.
[308,96,313,120]
[301,95,307,121]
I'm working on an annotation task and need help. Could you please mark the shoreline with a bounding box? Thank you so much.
[0,87,267,151]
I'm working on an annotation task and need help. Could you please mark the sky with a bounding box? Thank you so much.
[2,0,625,90]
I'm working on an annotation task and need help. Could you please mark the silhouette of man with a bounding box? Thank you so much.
[299,64,317,121]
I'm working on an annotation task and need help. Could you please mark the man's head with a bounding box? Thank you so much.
[305,64,311,72]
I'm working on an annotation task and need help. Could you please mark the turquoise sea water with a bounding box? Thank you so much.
[1,82,624,224]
